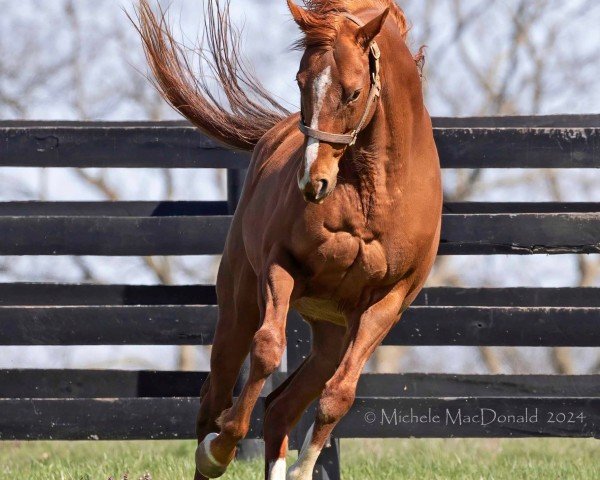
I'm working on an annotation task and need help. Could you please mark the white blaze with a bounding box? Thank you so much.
[299,67,332,190]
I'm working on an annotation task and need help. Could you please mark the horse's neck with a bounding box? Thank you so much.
[344,59,424,217]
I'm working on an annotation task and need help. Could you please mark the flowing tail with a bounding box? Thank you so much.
[133,0,290,151]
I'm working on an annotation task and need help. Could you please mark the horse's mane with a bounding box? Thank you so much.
[296,0,410,49]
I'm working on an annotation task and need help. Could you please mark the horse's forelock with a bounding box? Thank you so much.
[302,0,410,40]
[291,0,409,52]
[291,13,341,51]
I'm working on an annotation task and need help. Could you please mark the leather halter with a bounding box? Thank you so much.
[298,13,382,147]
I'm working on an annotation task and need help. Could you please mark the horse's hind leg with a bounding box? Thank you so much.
[287,292,405,480]
[194,258,260,479]
[263,320,346,480]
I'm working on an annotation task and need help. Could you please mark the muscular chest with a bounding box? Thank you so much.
[288,210,398,325]
[290,196,397,294]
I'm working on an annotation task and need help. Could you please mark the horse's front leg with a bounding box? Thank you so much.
[196,259,294,478]
[263,320,346,480]
[286,289,406,480]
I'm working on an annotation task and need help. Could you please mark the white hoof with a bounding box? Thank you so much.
[268,458,287,479]
[286,463,308,480]
[195,432,228,479]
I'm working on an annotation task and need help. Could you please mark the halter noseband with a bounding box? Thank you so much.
[297,13,382,147]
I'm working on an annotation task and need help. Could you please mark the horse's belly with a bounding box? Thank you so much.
[292,297,347,326]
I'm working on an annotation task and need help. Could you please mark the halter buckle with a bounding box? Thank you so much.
[348,130,358,147]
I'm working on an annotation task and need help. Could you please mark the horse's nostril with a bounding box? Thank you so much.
[301,178,330,203]
[317,179,328,196]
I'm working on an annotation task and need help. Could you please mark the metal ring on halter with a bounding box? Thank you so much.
[297,13,382,147]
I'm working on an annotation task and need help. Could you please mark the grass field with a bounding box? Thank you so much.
[1,438,598,480]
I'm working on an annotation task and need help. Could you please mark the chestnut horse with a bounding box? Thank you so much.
[136,0,441,478]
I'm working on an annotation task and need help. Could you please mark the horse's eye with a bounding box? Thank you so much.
[347,88,362,104]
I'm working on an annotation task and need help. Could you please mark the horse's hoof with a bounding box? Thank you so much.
[195,433,228,479]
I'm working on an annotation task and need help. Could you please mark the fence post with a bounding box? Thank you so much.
[226,168,247,216]
[286,311,312,372]
[227,168,263,460]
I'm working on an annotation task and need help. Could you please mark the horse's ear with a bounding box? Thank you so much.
[355,8,389,49]
[287,0,314,31]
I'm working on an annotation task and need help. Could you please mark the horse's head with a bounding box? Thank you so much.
[288,0,389,203]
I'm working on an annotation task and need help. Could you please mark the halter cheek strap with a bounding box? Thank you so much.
[297,13,382,147]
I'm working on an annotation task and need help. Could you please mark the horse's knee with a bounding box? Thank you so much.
[317,381,356,425]
[252,327,285,377]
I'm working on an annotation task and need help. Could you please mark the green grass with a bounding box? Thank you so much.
[1,438,598,480]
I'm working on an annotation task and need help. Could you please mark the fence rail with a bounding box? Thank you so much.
[3,370,599,398]
[1,303,600,347]
[2,283,600,306]
[2,397,599,441]
[0,117,599,480]
[1,117,599,169]
[1,371,598,441]
[1,211,600,255]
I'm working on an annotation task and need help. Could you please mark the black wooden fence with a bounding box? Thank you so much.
[0,117,599,479]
